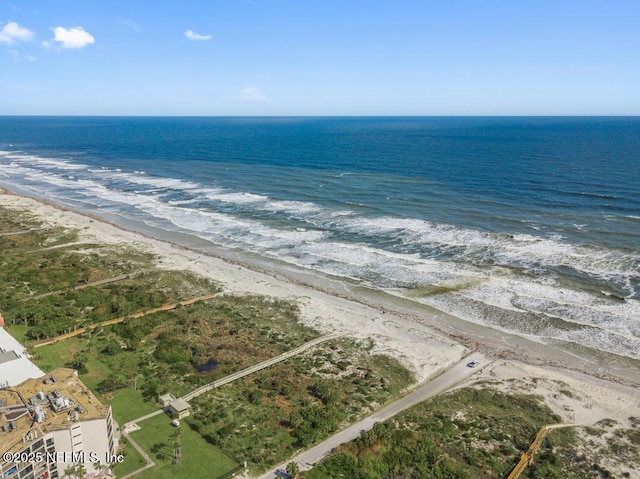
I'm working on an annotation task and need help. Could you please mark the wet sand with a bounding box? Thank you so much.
[2,189,639,433]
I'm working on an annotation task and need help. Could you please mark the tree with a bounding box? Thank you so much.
[63,463,86,479]
[63,465,76,479]
[286,461,300,479]
[172,426,183,466]
[102,339,121,356]
[70,351,89,374]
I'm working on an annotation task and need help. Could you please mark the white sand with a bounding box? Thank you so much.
[3,191,639,429]
[467,360,640,477]
[1,192,464,383]
[471,360,640,427]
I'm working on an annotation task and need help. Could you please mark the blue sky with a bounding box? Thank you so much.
[1,1,639,115]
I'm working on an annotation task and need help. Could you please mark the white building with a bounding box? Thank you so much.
[0,327,45,387]
[0,368,116,479]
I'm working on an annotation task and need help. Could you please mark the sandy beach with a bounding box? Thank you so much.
[2,189,639,473]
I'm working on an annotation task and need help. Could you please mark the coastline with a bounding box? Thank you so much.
[1,188,639,430]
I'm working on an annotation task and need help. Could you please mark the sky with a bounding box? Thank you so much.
[1,0,639,115]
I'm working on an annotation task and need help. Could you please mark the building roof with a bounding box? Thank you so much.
[0,368,109,454]
[168,398,191,412]
[0,350,19,365]
[0,328,45,387]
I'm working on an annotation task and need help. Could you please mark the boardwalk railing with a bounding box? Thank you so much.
[32,293,220,348]
[182,333,342,401]
[506,423,575,479]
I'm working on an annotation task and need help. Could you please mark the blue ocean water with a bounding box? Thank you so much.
[1,116,639,360]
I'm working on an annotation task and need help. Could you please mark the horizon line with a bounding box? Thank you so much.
[1,114,639,118]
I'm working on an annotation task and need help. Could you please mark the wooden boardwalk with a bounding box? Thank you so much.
[506,423,575,479]
[182,333,342,401]
[22,271,143,302]
[31,293,220,348]
[124,333,341,428]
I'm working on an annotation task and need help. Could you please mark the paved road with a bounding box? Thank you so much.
[257,352,487,479]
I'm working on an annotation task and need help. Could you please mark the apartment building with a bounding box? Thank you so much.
[0,368,116,479]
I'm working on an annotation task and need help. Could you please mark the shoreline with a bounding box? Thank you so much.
[3,187,640,475]
[2,187,638,389]
[1,188,639,393]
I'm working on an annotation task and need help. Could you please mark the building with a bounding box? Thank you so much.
[0,368,116,479]
[0,328,45,388]
[167,398,191,420]
[157,393,175,407]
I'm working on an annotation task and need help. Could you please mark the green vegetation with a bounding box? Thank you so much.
[580,417,640,478]
[129,414,239,479]
[4,197,637,479]
[8,268,225,340]
[103,389,158,424]
[303,388,588,479]
[112,438,148,478]
[187,338,413,472]
[1,204,415,475]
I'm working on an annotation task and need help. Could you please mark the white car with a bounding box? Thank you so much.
[466,360,480,368]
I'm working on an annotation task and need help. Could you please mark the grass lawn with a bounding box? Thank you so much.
[104,388,158,424]
[130,414,239,479]
[81,358,113,390]
[30,337,86,371]
[113,439,148,478]
[4,324,30,344]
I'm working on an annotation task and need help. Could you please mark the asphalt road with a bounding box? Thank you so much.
[257,352,487,479]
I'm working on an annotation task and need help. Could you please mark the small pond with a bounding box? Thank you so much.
[195,358,219,373]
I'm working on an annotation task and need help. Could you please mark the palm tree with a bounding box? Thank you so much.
[286,461,300,479]
[75,463,86,478]
[172,425,183,465]
[63,465,76,479]
[93,460,109,478]
[63,463,86,479]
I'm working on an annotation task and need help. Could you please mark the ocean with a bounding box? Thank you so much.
[0,116,638,363]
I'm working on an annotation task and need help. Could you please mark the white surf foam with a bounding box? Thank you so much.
[2,150,639,360]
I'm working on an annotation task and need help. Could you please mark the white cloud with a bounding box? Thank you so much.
[51,26,95,49]
[0,22,34,44]
[185,29,212,41]
[237,87,266,101]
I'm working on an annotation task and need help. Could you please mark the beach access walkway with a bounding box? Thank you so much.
[124,332,342,429]
[183,333,343,401]
[22,271,143,302]
[255,352,489,479]
[506,423,576,479]
[118,333,342,478]
[31,292,220,347]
